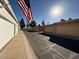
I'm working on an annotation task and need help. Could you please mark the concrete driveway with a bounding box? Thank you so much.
[24,31,79,59]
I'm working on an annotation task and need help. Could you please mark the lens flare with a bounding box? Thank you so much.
[50,5,63,17]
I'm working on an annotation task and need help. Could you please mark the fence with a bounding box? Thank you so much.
[31,20,79,38]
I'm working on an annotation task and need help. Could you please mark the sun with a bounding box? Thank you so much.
[50,5,63,17]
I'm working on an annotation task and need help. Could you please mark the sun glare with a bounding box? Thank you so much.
[50,5,63,17]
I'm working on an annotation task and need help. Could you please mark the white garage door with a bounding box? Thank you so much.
[0,18,14,50]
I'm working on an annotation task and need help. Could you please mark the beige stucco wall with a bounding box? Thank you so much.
[0,0,19,50]
[45,21,79,37]
[56,22,79,36]
[45,25,56,34]
[32,20,79,38]
[32,26,39,31]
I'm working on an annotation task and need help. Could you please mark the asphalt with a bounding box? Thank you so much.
[24,31,79,59]
[39,32,79,53]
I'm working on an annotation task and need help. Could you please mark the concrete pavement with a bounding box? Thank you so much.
[24,31,79,59]
[0,31,38,59]
[0,31,79,59]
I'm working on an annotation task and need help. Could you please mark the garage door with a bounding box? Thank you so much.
[0,18,14,50]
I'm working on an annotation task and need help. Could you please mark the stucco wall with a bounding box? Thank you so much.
[56,21,79,36]
[45,21,79,37]
[32,26,39,31]
[45,25,56,34]
[31,20,79,38]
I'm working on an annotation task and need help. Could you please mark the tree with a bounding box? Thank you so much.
[68,18,72,21]
[38,24,40,27]
[27,21,30,27]
[60,19,66,22]
[20,18,25,30]
[29,20,37,27]
[42,20,45,26]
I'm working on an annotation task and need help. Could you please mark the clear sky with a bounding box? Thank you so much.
[9,0,79,25]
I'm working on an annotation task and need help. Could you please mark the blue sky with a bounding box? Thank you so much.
[9,0,79,25]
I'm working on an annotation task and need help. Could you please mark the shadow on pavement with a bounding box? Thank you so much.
[39,32,79,54]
